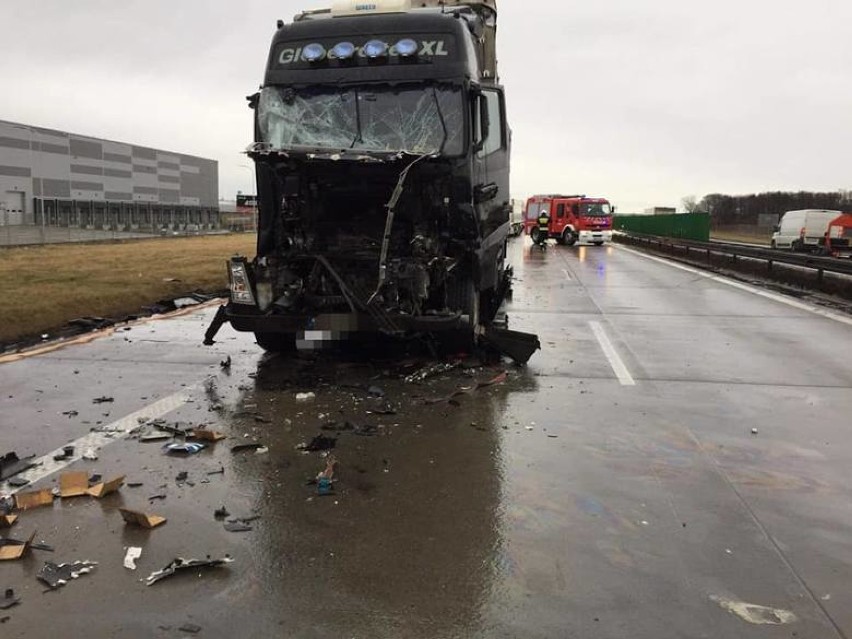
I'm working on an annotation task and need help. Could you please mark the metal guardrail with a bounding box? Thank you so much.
[616,232,852,281]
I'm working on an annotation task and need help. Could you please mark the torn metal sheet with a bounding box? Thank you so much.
[119,508,167,529]
[37,561,97,590]
[163,442,206,456]
[123,547,142,570]
[143,556,234,587]
[0,452,36,482]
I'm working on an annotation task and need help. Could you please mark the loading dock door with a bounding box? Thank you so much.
[2,192,25,225]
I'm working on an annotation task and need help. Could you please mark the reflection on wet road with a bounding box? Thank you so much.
[1,238,852,638]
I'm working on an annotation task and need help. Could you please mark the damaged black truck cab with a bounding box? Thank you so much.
[208,1,535,359]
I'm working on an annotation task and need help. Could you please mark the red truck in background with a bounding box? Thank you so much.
[825,212,852,257]
[523,195,614,246]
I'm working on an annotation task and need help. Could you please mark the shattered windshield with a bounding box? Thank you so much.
[258,85,464,156]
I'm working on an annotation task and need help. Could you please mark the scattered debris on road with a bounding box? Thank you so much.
[37,561,97,590]
[92,396,114,404]
[751,428,759,435]
[214,506,229,520]
[82,447,99,461]
[87,476,125,498]
[295,392,316,402]
[190,429,226,442]
[123,547,143,570]
[404,361,460,383]
[163,442,206,456]
[119,508,167,529]
[297,435,336,453]
[0,452,36,482]
[231,442,265,453]
[0,532,36,561]
[144,556,234,586]
[59,471,90,498]
[220,355,231,370]
[0,514,17,528]
[14,489,53,511]
[179,623,203,634]
[0,589,20,610]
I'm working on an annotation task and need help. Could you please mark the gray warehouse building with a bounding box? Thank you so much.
[0,119,219,231]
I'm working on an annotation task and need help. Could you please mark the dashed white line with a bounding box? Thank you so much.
[589,321,636,386]
[3,387,196,495]
[616,245,852,327]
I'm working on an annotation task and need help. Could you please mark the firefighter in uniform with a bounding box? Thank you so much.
[533,209,550,248]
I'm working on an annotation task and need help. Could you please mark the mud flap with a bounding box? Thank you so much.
[203,306,229,345]
[480,326,540,365]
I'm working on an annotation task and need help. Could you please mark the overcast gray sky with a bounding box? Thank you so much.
[3,1,850,211]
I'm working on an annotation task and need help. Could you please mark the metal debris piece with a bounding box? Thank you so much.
[231,443,264,453]
[163,442,206,456]
[82,448,99,461]
[123,547,143,570]
[295,392,316,402]
[143,556,234,586]
[59,472,90,498]
[751,428,759,435]
[175,471,189,483]
[61,410,79,418]
[179,623,202,634]
[92,396,114,404]
[6,477,28,488]
[140,432,172,443]
[404,361,460,383]
[223,520,253,533]
[0,452,36,482]
[296,435,337,452]
[37,560,97,589]
[0,514,17,528]
[214,507,230,520]
[87,476,125,499]
[0,589,20,610]
[220,355,232,370]
[367,385,385,398]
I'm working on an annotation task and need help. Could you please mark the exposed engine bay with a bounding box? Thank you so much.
[250,157,480,330]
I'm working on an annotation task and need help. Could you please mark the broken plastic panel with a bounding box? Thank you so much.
[37,561,97,589]
[144,556,234,587]
[258,85,463,155]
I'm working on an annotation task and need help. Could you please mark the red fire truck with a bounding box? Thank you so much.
[523,195,614,245]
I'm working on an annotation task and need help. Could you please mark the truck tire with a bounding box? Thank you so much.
[444,274,479,352]
[593,241,604,246]
[254,332,296,354]
[562,230,577,246]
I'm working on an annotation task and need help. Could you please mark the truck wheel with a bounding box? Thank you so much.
[555,235,566,245]
[444,274,479,352]
[563,230,577,246]
[593,241,604,246]
[254,332,296,354]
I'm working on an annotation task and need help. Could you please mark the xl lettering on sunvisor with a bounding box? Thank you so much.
[274,35,455,68]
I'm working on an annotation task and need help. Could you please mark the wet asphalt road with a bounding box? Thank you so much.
[2,238,852,638]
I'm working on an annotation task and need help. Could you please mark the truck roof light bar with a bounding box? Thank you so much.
[363,39,389,58]
[394,38,419,57]
[301,43,327,62]
[331,41,357,59]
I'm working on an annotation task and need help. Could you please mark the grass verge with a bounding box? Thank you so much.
[0,234,256,344]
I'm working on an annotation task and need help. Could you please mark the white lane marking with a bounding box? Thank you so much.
[4,388,195,495]
[589,321,636,386]
[561,268,572,281]
[616,245,852,327]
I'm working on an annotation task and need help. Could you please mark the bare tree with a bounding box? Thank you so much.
[681,195,699,213]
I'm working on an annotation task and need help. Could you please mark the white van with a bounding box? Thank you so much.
[771,209,840,251]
